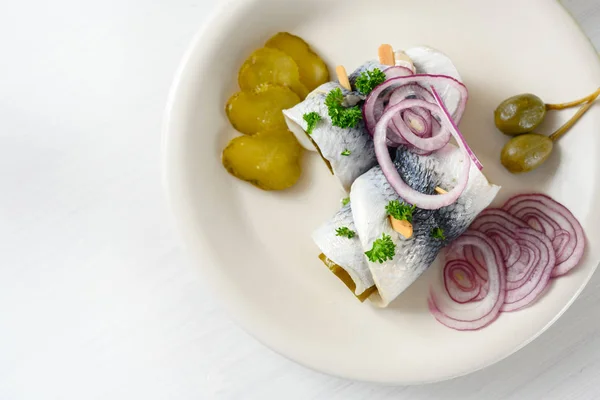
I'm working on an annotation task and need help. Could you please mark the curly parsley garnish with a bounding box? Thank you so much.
[303,112,321,134]
[355,68,387,95]
[325,88,362,129]
[431,227,446,240]
[341,197,350,206]
[341,149,351,156]
[365,233,396,263]
[385,200,416,223]
[336,226,356,239]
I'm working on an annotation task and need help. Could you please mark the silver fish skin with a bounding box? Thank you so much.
[348,60,388,84]
[283,81,376,192]
[350,144,500,307]
[283,62,388,191]
[312,204,374,295]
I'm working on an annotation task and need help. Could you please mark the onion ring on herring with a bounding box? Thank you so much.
[373,99,471,210]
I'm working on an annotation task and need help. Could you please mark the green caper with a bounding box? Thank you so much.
[494,94,546,136]
[500,133,553,173]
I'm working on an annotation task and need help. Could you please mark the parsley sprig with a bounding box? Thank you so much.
[325,88,362,129]
[336,226,356,239]
[365,233,396,263]
[385,200,416,223]
[355,68,387,95]
[303,112,321,134]
[431,227,446,240]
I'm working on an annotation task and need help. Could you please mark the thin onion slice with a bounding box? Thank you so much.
[469,209,556,311]
[431,193,585,329]
[384,66,414,79]
[501,227,555,312]
[373,99,471,210]
[429,231,506,330]
[503,194,585,277]
[443,259,484,304]
[431,87,483,170]
[463,245,488,280]
[364,74,468,135]
[469,209,527,285]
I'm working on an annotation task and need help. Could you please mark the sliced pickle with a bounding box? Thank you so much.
[318,253,377,302]
[265,32,330,92]
[238,47,309,98]
[222,129,302,191]
[226,84,301,135]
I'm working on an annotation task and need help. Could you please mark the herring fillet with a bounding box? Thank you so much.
[283,61,388,191]
[305,48,493,305]
[405,46,463,120]
[312,204,374,295]
[283,81,376,191]
[351,144,500,307]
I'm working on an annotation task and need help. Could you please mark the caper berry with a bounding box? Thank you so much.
[500,133,553,173]
[494,94,546,136]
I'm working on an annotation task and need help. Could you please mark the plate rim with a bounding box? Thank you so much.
[161,0,600,384]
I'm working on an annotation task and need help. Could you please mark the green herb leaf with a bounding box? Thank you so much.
[385,200,416,223]
[336,226,356,239]
[325,88,362,129]
[341,197,350,206]
[365,233,396,263]
[303,112,322,134]
[355,68,387,95]
[431,227,446,240]
[341,149,351,156]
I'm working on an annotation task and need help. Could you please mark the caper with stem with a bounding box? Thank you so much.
[495,87,600,136]
[501,101,595,173]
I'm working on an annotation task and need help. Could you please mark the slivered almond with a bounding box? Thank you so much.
[435,187,448,194]
[336,65,351,91]
[378,44,395,66]
[389,216,413,239]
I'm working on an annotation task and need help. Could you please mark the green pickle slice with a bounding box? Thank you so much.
[226,84,301,135]
[265,32,330,92]
[238,47,309,99]
[222,129,302,191]
[318,253,377,302]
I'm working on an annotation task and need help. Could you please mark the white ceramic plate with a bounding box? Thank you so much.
[163,0,600,384]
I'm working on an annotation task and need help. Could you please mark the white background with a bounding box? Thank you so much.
[1,0,599,399]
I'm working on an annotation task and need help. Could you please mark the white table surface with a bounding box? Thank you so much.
[1,0,599,399]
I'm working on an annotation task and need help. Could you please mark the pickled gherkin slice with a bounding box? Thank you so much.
[222,129,302,191]
[318,253,377,302]
[265,32,330,92]
[238,47,309,98]
[226,84,301,135]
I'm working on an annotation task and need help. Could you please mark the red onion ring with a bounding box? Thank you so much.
[373,99,471,210]
[469,209,527,276]
[432,193,585,329]
[371,66,414,137]
[384,66,414,79]
[444,259,485,304]
[463,246,488,281]
[429,231,506,330]
[431,87,483,170]
[364,74,468,136]
[468,208,557,311]
[389,83,435,105]
[503,194,585,277]
[501,227,555,312]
